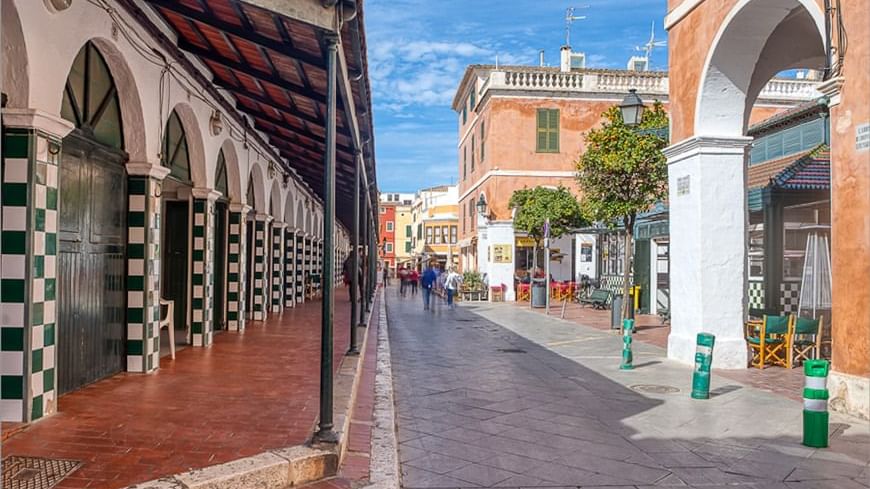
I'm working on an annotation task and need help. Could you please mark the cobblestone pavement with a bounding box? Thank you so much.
[386,289,869,489]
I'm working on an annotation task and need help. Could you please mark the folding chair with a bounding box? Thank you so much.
[746,314,791,368]
[789,316,824,368]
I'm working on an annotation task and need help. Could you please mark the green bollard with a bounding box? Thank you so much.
[620,319,634,370]
[803,359,830,448]
[691,333,715,399]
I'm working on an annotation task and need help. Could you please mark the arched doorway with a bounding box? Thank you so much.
[161,109,194,349]
[213,149,230,331]
[57,41,127,394]
[666,0,826,368]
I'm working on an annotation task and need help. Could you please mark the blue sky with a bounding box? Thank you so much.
[365,0,669,193]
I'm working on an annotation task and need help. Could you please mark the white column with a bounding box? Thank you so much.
[664,136,752,369]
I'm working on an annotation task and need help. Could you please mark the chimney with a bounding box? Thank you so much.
[560,45,571,72]
[539,50,545,67]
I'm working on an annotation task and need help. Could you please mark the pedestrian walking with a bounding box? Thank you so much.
[409,268,419,296]
[342,252,354,300]
[444,267,462,309]
[382,265,389,286]
[420,264,437,311]
[398,265,410,297]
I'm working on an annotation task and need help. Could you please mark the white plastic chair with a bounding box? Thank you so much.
[159,299,176,359]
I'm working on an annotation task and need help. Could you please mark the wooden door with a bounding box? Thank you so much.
[213,202,228,331]
[163,201,189,340]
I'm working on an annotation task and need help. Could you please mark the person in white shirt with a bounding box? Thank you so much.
[444,268,462,309]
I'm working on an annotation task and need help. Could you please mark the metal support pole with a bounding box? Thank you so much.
[315,35,339,444]
[348,152,361,354]
[360,207,368,324]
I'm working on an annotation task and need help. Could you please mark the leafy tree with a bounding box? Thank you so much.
[575,101,668,326]
[509,186,585,275]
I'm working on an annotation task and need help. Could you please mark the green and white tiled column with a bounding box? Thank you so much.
[226,203,250,331]
[284,228,296,308]
[271,222,286,313]
[1,109,73,422]
[191,189,220,346]
[251,214,272,321]
[304,235,312,297]
[295,230,305,304]
[125,162,170,374]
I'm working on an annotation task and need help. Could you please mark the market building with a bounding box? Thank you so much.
[452,45,818,301]
[665,0,868,417]
[0,0,377,424]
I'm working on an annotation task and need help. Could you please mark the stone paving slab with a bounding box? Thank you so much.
[386,288,869,489]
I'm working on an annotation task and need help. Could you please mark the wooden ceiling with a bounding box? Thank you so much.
[144,0,376,226]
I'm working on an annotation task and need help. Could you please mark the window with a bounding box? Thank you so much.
[385,243,393,253]
[405,225,412,237]
[450,226,458,244]
[162,110,191,182]
[480,121,486,162]
[417,224,423,239]
[536,108,560,153]
[469,89,476,111]
[61,42,124,150]
[425,227,433,244]
[386,221,394,231]
[434,226,442,244]
[462,107,467,124]
[215,149,228,197]
[405,241,412,252]
[379,206,386,214]
[471,135,475,171]
[463,146,467,179]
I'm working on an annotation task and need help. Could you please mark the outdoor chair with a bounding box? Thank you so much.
[490,284,505,302]
[746,314,791,368]
[789,316,824,368]
[159,299,176,360]
[579,288,610,309]
[517,283,531,302]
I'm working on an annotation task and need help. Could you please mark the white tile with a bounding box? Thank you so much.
[42,345,55,370]
[30,371,43,396]
[44,209,57,233]
[127,291,143,308]
[127,323,143,340]
[194,237,204,250]
[2,206,27,231]
[193,262,203,274]
[1,255,26,280]
[128,227,145,243]
[129,195,146,212]
[36,137,48,162]
[126,355,143,373]
[33,231,44,255]
[4,158,29,183]
[1,304,24,327]
[0,399,24,422]
[32,278,44,303]
[42,300,55,324]
[34,183,46,209]
[192,310,202,322]
[0,351,24,376]
[193,285,203,297]
[194,213,204,226]
[45,163,58,188]
[128,258,145,276]
[31,325,44,350]
[43,255,56,279]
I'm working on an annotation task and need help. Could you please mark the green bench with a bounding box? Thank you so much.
[579,289,611,309]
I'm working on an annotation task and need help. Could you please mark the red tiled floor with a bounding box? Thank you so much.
[1,289,371,489]
[514,301,805,402]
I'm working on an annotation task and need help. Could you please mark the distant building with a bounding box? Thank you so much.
[410,185,459,270]
[377,192,414,276]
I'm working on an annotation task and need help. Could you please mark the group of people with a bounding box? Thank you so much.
[391,263,463,310]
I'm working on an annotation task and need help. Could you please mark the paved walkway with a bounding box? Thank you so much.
[387,290,869,489]
[1,290,359,489]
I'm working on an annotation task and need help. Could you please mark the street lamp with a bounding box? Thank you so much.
[619,89,645,127]
[476,194,488,217]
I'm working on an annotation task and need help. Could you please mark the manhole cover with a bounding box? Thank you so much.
[497,348,527,353]
[630,384,680,394]
[2,456,81,489]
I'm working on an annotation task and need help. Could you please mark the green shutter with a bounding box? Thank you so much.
[471,135,475,170]
[549,109,560,152]
[536,109,559,153]
[406,225,412,237]
[405,241,412,252]
[536,109,548,152]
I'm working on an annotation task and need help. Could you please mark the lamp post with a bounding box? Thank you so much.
[619,88,645,127]
[476,194,488,218]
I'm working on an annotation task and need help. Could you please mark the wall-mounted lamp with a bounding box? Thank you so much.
[476,194,488,217]
[209,110,223,136]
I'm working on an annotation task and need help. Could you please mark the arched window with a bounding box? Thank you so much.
[61,41,124,149]
[215,149,228,197]
[162,110,191,182]
[246,178,256,208]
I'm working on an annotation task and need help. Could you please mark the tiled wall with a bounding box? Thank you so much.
[1,128,59,422]
[295,232,305,304]
[191,198,215,346]
[271,225,284,313]
[227,210,247,331]
[748,280,765,310]
[304,236,312,297]
[284,229,295,308]
[252,218,268,321]
[126,176,162,374]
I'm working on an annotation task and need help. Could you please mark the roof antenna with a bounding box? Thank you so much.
[565,6,588,47]
[495,54,499,69]
[634,21,667,71]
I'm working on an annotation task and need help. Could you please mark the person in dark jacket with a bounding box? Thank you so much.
[420,264,438,311]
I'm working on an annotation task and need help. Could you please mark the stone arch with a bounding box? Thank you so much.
[168,102,207,188]
[694,0,826,136]
[269,179,282,221]
[1,0,28,108]
[219,138,243,202]
[285,188,296,228]
[296,199,305,231]
[247,162,267,213]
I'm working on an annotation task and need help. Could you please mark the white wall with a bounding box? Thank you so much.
[574,234,597,280]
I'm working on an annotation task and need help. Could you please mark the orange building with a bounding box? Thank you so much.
[665,0,868,417]
[452,47,819,301]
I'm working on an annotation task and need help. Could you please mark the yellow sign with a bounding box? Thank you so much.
[515,237,537,248]
[491,244,513,263]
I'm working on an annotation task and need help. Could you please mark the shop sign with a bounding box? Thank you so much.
[857,123,870,152]
[491,244,513,263]
[515,236,538,248]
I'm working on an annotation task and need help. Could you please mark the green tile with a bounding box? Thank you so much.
[1,231,26,255]
[128,211,145,228]
[34,209,45,232]
[128,243,145,259]
[44,278,55,301]
[0,279,25,303]
[126,339,143,356]
[192,274,203,286]
[193,200,205,213]
[44,323,55,347]
[45,233,56,256]
[193,226,204,238]
[3,133,31,158]
[31,394,43,419]
[128,178,147,195]
[46,187,58,210]
[32,348,43,373]
[126,307,143,324]
[31,302,43,326]
[192,250,203,261]
[1,327,24,351]
[192,322,202,334]
[1,183,27,206]
[43,368,54,393]
[0,375,23,399]
[33,255,44,278]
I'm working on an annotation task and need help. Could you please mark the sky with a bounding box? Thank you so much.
[365,0,669,193]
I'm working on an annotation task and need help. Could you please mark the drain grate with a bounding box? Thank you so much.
[497,348,527,354]
[2,456,81,489]
[630,384,680,394]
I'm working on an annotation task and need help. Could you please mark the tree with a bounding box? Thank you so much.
[576,102,668,327]
[509,186,585,275]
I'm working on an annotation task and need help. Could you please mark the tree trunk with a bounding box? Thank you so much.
[621,216,635,333]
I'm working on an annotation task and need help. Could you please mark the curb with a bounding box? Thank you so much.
[126,291,380,489]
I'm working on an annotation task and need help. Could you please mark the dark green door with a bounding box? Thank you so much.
[634,239,651,314]
[213,202,228,331]
[163,201,189,342]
